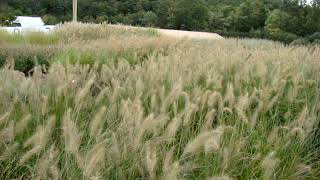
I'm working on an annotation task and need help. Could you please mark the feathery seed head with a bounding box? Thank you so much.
[184,126,225,155]
[183,103,198,126]
[161,82,183,113]
[19,145,42,164]
[145,142,158,179]
[24,116,55,150]
[0,142,19,161]
[163,148,174,174]
[110,133,121,165]
[181,92,190,108]
[136,78,144,95]
[15,114,32,135]
[236,93,249,111]
[75,74,96,104]
[200,90,211,108]
[295,164,312,176]
[208,92,223,112]
[0,111,10,126]
[202,109,216,131]
[236,108,249,125]
[164,117,182,141]
[290,127,306,140]
[62,109,81,154]
[208,176,233,180]
[267,127,280,145]
[150,93,158,111]
[261,151,279,180]
[41,95,49,115]
[297,107,308,128]
[134,113,157,147]
[36,145,59,179]
[224,83,236,108]
[234,137,247,153]
[90,106,107,138]
[95,87,110,105]
[163,162,180,180]
[0,121,15,143]
[82,140,107,179]
[222,148,232,166]
[250,100,263,128]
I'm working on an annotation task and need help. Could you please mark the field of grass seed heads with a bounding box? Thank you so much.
[0,22,320,179]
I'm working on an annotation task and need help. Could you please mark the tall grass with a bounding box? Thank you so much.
[0,29,60,45]
[0,23,173,73]
[0,23,320,179]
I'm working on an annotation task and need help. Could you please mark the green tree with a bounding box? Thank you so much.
[42,14,58,25]
[1,0,320,43]
[208,5,237,32]
[0,2,22,26]
[141,11,158,27]
[173,0,210,31]
[234,0,267,32]
[265,9,298,43]
[156,0,177,28]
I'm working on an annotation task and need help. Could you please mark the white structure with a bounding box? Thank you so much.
[1,16,55,33]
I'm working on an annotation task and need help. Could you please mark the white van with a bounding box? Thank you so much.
[1,16,55,34]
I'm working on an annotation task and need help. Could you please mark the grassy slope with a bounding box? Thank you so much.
[0,23,320,179]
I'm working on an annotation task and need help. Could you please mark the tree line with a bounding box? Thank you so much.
[1,0,320,44]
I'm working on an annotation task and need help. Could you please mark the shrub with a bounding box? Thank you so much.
[313,39,320,45]
[52,50,99,66]
[307,32,320,43]
[0,44,60,74]
[308,32,320,39]
[290,32,320,46]
[266,30,298,44]
[290,38,309,46]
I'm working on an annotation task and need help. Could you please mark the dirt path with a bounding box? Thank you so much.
[158,29,223,40]
[109,24,223,40]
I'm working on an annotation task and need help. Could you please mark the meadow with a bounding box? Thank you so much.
[0,23,320,179]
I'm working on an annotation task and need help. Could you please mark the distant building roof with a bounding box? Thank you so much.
[13,16,45,27]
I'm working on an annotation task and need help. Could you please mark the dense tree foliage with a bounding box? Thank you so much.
[1,0,320,43]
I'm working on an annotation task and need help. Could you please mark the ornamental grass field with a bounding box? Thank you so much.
[0,23,320,180]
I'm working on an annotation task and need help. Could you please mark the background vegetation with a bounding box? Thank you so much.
[0,23,171,74]
[0,23,320,179]
[1,0,320,44]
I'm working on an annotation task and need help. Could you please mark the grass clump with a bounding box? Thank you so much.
[0,23,320,179]
[0,44,60,74]
[55,22,161,43]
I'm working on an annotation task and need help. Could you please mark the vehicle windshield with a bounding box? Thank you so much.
[11,23,21,27]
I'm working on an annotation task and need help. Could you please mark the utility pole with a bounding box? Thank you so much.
[73,0,77,22]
